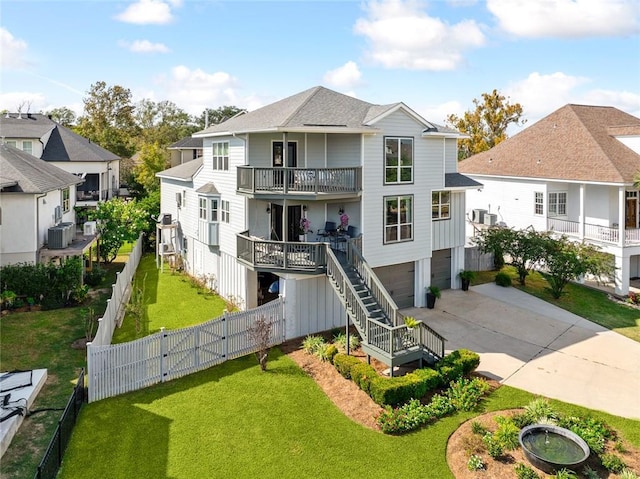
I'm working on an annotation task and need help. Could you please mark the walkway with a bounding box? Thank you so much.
[402,284,640,419]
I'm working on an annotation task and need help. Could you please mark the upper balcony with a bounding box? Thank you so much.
[237,166,362,200]
[547,218,640,247]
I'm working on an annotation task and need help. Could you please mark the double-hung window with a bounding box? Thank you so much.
[534,192,544,215]
[22,140,33,155]
[384,195,413,243]
[548,192,567,216]
[384,137,413,184]
[431,191,450,220]
[221,200,230,223]
[62,188,70,213]
[210,199,219,222]
[199,197,207,220]
[212,142,229,171]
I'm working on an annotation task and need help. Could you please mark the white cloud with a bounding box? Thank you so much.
[1,28,28,69]
[487,0,640,38]
[114,0,176,25]
[0,91,46,113]
[119,39,170,53]
[354,0,486,70]
[323,61,363,90]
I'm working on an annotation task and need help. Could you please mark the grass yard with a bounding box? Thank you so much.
[112,254,228,343]
[473,267,640,342]
[57,352,640,479]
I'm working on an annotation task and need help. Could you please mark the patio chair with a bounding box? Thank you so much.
[316,221,337,241]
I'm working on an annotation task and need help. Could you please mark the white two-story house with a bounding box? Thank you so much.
[0,113,120,207]
[157,86,478,371]
[459,104,640,295]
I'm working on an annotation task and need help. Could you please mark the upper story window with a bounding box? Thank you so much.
[199,196,220,222]
[212,142,229,171]
[210,199,219,222]
[432,191,450,220]
[384,195,413,243]
[5,140,17,148]
[534,192,544,215]
[221,200,230,223]
[548,192,567,216]
[22,140,33,155]
[199,197,207,220]
[384,137,413,184]
[62,188,70,213]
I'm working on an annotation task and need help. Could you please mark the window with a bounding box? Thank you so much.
[431,191,450,220]
[5,140,16,148]
[62,188,70,212]
[210,199,219,222]
[384,195,413,243]
[199,197,207,220]
[22,140,33,155]
[385,137,413,184]
[534,192,544,215]
[212,142,229,170]
[221,200,230,223]
[548,192,567,216]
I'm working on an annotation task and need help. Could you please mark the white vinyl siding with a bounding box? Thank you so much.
[432,192,465,250]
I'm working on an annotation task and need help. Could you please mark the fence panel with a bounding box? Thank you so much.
[88,299,285,402]
[465,246,494,271]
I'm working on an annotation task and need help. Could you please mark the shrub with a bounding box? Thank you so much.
[493,416,520,450]
[331,353,361,379]
[313,343,335,362]
[495,271,512,287]
[555,469,578,479]
[332,331,360,352]
[376,399,433,434]
[435,349,480,383]
[447,376,490,411]
[514,462,540,479]
[582,466,600,479]
[620,469,639,479]
[84,266,107,287]
[467,454,484,471]
[511,412,532,429]
[69,284,90,305]
[600,453,626,474]
[558,416,609,454]
[483,432,504,458]
[471,421,488,436]
[301,335,325,354]
[524,398,558,424]
[350,362,376,393]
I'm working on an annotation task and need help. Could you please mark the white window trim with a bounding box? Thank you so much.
[534,191,544,216]
[212,141,229,171]
[548,191,567,217]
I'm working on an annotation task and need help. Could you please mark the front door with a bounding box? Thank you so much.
[288,205,302,242]
[269,204,302,242]
[626,197,637,228]
[270,204,283,241]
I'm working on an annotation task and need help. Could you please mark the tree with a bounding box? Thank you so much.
[134,141,169,193]
[634,171,640,189]
[247,316,273,371]
[194,106,245,130]
[135,99,196,147]
[447,90,526,160]
[90,198,147,263]
[76,81,139,158]
[474,226,550,286]
[543,237,614,299]
[44,106,77,127]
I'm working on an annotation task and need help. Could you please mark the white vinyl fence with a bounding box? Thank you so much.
[87,298,285,402]
[91,234,144,347]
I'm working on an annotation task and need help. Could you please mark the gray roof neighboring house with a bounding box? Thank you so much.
[445,173,483,189]
[0,143,83,194]
[458,104,640,184]
[168,137,203,149]
[156,158,203,181]
[193,86,460,137]
[0,112,56,138]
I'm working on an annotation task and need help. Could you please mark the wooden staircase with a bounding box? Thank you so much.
[325,239,445,375]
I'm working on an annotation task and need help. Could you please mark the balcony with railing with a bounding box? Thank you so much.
[548,218,640,246]
[237,166,362,200]
[237,231,327,274]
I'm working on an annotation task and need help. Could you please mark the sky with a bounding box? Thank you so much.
[1,0,639,134]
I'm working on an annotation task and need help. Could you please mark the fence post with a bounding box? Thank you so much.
[160,327,166,382]
[222,311,227,360]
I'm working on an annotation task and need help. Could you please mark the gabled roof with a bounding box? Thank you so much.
[156,158,203,181]
[0,113,56,138]
[0,143,83,194]
[195,182,220,195]
[168,137,203,149]
[193,86,455,137]
[458,104,640,184]
[444,173,483,189]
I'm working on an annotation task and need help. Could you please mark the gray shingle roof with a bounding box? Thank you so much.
[0,143,83,194]
[168,137,203,149]
[195,182,220,194]
[156,158,203,181]
[445,173,483,189]
[0,113,56,138]
[194,86,444,136]
[41,125,120,162]
[458,104,640,184]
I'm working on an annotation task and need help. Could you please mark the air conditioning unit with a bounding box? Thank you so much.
[48,226,65,249]
[484,213,498,226]
[472,209,487,224]
[162,213,172,225]
[84,221,97,236]
[60,222,74,246]
[176,192,182,207]
[54,206,62,223]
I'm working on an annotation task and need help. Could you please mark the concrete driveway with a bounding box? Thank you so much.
[402,284,640,419]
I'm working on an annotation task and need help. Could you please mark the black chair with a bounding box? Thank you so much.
[336,226,358,251]
[316,221,337,241]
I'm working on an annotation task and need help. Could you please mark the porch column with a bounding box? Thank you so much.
[451,245,465,290]
[614,252,630,295]
[579,184,585,240]
[618,186,625,247]
[281,277,297,339]
[415,258,431,308]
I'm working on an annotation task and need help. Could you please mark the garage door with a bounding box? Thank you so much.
[373,262,415,309]
[431,249,451,290]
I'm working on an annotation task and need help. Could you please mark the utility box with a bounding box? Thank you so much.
[472,209,487,223]
[84,221,97,236]
[162,214,172,225]
[484,214,498,226]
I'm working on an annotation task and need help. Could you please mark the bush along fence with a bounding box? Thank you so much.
[87,298,285,402]
[90,234,144,347]
[33,369,86,479]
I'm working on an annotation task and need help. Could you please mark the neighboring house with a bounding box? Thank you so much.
[0,143,88,266]
[0,113,120,206]
[459,104,640,295]
[157,86,478,371]
[168,137,203,167]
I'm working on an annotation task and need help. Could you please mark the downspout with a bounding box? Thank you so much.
[36,193,47,262]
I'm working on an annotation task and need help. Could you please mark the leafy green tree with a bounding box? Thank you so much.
[44,106,77,127]
[135,99,196,147]
[90,198,147,263]
[76,81,139,158]
[634,170,640,189]
[475,227,550,286]
[134,141,169,193]
[195,106,245,130]
[544,238,614,299]
[137,190,161,251]
[447,90,526,160]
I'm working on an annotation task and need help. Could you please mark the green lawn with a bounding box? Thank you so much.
[473,267,640,342]
[57,352,640,479]
[112,254,228,343]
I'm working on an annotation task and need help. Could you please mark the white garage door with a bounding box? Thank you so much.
[431,248,452,290]
[373,261,415,309]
